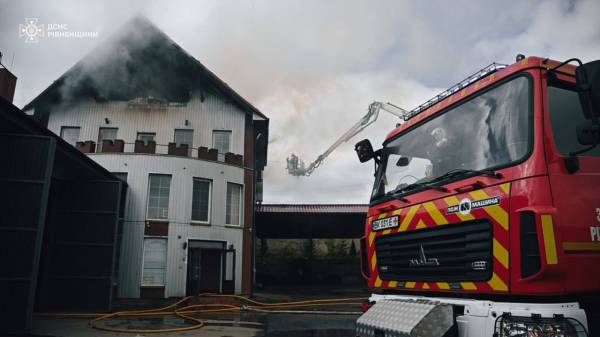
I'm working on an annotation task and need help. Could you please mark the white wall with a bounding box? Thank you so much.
[46,91,245,155]
[93,153,245,297]
[45,91,249,297]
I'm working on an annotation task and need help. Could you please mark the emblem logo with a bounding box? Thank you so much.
[459,198,472,215]
[409,245,439,267]
[446,196,501,215]
[19,18,44,43]
[18,18,98,44]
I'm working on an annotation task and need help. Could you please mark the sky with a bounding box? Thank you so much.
[1,0,599,204]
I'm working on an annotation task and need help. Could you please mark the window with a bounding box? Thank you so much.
[225,250,235,281]
[226,183,242,226]
[548,84,600,156]
[191,178,211,223]
[97,127,118,152]
[142,238,167,286]
[60,126,80,146]
[213,130,231,161]
[147,174,171,220]
[137,132,156,145]
[174,129,194,156]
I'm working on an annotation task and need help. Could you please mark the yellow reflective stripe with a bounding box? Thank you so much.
[382,229,392,235]
[500,183,511,195]
[415,219,427,229]
[405,282,416,288]
[368,231,376,246]
[541,215,558,264]
[436,282,450,290]
[399,205,419,232]
[444,196,475,221]
[388,281,398,288]
[461,282,477,290]
[493,239,509,269]
[422,283,430,289]
[370,252,377,272]
[469,189,508,230]
[374,276,382,287]
[378,212,388,219]
[563,242,600,252]
[423,202,449,225]
[488,273,508,291]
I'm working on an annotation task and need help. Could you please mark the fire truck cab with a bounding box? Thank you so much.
[355,56,600,337]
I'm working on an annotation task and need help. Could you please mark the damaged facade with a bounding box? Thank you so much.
[23,17,269,298]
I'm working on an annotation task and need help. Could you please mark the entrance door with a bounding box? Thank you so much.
[186,248,202,295]
[186,240,225,295]
[199,250,221,292]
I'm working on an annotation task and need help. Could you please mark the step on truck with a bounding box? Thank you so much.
[354,55,600,337]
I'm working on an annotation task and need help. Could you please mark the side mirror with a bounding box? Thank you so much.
[576,60,600,119]
[576,120,600,145]
[396,157,410,167]
[355,139,375,163]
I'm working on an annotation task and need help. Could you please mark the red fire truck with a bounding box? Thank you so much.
[353,56,600,337]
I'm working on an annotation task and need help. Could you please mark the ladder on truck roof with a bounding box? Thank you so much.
[406,62,507,119]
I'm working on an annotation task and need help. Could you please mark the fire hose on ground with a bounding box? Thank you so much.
[35,293,368,334]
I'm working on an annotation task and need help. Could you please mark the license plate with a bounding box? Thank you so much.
[372,215,399,231]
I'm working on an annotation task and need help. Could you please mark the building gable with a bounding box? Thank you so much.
[23,16,267,123]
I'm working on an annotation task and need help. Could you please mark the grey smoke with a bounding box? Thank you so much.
[29,16,209,109]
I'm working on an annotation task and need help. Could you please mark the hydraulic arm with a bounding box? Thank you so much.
[286,101,409,176]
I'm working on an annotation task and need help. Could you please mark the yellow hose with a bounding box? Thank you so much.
[36,293,368,334]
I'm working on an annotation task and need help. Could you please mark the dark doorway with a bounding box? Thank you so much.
[199,250,221,292]
[186,240,225,295]
[255,205,368,293]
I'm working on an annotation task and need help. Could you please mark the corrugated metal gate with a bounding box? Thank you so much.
[0,98,124,333]
[35,179,122,312]
[0,133,55,332]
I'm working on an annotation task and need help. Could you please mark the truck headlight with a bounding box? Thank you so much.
[496,314,586,337]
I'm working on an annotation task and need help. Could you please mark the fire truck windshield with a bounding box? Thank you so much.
[372,76,532,200]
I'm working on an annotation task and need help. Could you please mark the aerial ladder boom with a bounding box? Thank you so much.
[286,101,409,176]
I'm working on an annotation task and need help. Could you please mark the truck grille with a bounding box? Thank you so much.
[375,220,493,282]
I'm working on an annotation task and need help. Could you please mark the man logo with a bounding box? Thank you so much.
[409,245,439,267]
[459,198,472,215]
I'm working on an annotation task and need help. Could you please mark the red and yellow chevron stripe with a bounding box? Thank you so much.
[367,182,511,293]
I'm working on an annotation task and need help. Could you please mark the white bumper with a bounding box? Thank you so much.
[360,294,588,337]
